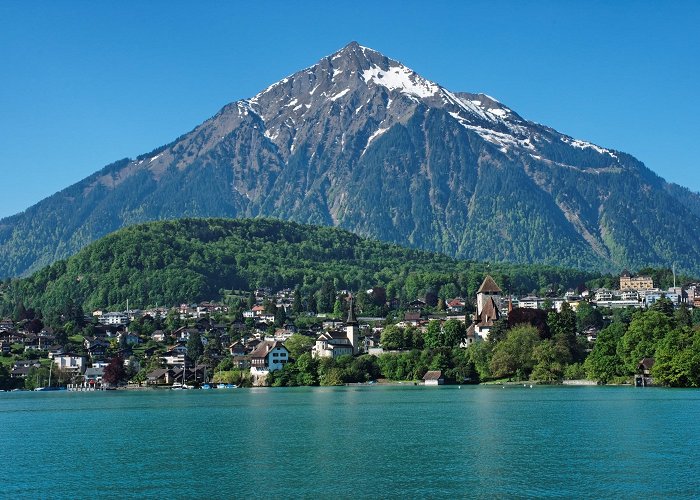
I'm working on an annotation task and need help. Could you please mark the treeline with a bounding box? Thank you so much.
[269,300,700,388]
[0,218,597,320]
[585,298,700,386]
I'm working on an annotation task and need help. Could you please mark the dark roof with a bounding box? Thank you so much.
[423,370,444,381]
[639,357,655,370]
[478,297,500,325]
[147,368,172,379]
[621,269,631,277]
[477,275,502,294]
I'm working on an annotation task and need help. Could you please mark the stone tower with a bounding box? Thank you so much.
[476,275,502,317]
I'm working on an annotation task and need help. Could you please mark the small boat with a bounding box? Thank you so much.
[201,384,211,390]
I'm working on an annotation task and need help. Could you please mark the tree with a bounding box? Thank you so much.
[284,334,315,359]
[186,331,203,362]
[650,296,675,317]
[619,310,671,373]
[531,340,565,382]
[488,318,509,344]
[576,301,603,331]
[274,305,286,327]
[442,319,466,349]
[490,324,540,380]
[103,356,127,386]
[652,327,700,387]
[467,341,493,381]
[674,306,692,328]
[584,322,626,383]
[381,325,405,350]
[317,280,336,313]
[423,321,442,350]
[292,288,303,314]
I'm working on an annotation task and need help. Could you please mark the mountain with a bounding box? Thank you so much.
[0,218,597,317]
[2,41,700,278]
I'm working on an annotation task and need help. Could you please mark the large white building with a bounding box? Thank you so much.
[98,312,128,326]
[53,354,86,375]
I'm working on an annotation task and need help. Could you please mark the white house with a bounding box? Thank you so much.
[53,354,86,375]
[249,340,290,375]
[98,312,129,326]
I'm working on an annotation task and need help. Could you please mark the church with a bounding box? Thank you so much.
[465,275,502,343]
[312,297,360,358]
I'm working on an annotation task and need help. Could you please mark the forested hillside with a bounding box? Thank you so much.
[0,218,597,318]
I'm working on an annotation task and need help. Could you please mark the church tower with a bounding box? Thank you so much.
[346,296,359,355]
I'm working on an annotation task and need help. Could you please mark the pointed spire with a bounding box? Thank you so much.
[477,275,502,294]
[346,295,358,325]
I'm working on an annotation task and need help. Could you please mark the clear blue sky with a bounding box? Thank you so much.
[1,0,698,219]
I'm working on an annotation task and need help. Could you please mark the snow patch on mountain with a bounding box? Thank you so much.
[362,64,439,99]
[362,127,389,155]
[561,137,618,159]
[330,88,351,101]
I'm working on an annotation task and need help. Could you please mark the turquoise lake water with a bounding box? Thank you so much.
[2,385,700,498]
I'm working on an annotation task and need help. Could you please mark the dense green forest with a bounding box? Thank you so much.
[0,218,599,319]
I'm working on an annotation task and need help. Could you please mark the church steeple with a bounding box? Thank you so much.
[346,296,358,325]
[346,295,359,354]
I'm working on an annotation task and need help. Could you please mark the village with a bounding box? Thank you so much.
[1,270,697,390]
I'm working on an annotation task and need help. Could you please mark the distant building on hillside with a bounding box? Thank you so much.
[620,270,654,291]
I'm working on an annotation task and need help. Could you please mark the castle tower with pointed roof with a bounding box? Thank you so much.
[476,275,502,317]
[463,275,503,342]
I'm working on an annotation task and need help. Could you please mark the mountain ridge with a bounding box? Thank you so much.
[2,41,700,278]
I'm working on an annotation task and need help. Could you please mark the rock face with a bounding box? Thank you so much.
[2,41,700,277]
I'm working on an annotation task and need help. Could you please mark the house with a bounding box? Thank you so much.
[152,330,167,343]
[118,332,143,345]
[232,355,251,370]
[162,349,186,366]
[11,359,41,378]
[228,342,248,356]
[403,311,421,325]
[446,298,466,314]
[0,341,11,354]
[312,298,360,358]
[423,370,445,385]
[249,340,289,375]
[518,296,542,309]
[98,312,129,326]
[146,368,174,385]
[408,299,427,310]
[53,354,87,375]
[83,367,105,385]
[635,358,655,387]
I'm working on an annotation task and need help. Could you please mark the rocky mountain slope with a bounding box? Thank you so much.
[2,41,699,277]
